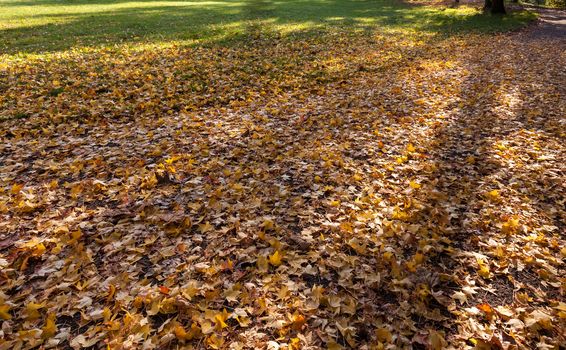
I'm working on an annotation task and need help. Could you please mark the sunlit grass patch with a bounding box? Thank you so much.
[0,0,535,56]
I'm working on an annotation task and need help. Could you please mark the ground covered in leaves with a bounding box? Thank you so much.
[1,10,565,350]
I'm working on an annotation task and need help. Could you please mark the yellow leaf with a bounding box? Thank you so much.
[486,189,500,201]
[269,250,282,267]
[11,183,24,194]
[329,200,340,207]
[414,252,424,265]
[42,314,57,339]
[516,292,532,303]
[477,258,491,279]
[26,302,44,321]
[256,297,268,315]
[375,327,392,342]
[290,337,301,350]
[339,221,353,233]
[0,304,11,320]
[406,143,416,153]
[106,284,116,302]
[69,230,82,243]
[102,307,111,321]
[406,260,417,273]
[31,242,46,257]
[206,334,224,349]
[478,264,490,279]
[501,217,520,235]
[181,280,199,300]
[409,180,421,189]
[174,325,188,340]
[188,323,201,339]
[396,156,407,164]
[214,309,230,329]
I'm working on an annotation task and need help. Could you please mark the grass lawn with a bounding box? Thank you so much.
[1,0,535,54]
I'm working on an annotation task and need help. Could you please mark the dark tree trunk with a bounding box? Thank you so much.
[491,0,506,14]
[484,0,493,10]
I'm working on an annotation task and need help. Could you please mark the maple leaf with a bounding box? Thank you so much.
[206,334,224,349]
[224,285,240,302]
[409,180,421,189]
[269,250,283,267]
[41,313,57,339]
[524,310,553,329]
[25,302,44,321]
[501,217,520,235]
[495,306,514,319]
[451,291,468,305]
[290,313,307,330]
[214,309,230,329]
[485,189,500,201]
[199,221,214,233]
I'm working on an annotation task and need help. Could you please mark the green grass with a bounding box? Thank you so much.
[0,0,536,54]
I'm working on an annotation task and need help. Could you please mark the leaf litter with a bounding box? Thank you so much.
[0,29,564,349]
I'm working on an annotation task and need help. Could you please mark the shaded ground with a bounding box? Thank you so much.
[0,3,564,350]
[521,6,566,39]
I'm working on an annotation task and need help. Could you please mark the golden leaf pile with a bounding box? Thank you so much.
[0,28,564,349]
